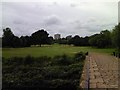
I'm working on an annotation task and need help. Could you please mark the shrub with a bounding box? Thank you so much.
[74,52,85,62]
[52,54,73,66]
[2,52,86,89]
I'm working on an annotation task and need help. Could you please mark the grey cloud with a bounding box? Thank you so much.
[71,20,88,30]
[70,3,77,7]
[87,17,97,23]
[43,15,62,26]
[71,19,104,34]
[53,2,58,6]
[1,2,117,37]
[13,20,27,25]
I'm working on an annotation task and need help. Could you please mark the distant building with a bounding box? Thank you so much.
[66,35,72,40]
[54,34,61,39]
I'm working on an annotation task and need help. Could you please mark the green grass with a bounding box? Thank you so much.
[2,44,115,58]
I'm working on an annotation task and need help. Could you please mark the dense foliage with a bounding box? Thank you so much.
[2,52,86,89]
[2,28,53,48]
[89,30,112,48]
[68,36,89,46]
[31,30,52,46]
[112,23,120,52]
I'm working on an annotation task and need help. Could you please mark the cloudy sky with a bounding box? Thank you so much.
[1,0,119,37]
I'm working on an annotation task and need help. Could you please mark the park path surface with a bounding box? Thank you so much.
[80,52,119,89]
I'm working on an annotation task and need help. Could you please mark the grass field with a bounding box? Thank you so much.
[2,44,115,58]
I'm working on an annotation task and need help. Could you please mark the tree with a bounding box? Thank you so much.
[69,35,81,46]
[68,35,90,46]
[31,29,49,46]
[82,36,90,46]
[55,38,68,45]
[89,34,99,47]
[112,23,120,51]
[20,36,31,47]
[48,36,54,45]
[2,28,15,47]
[89,30,111,48]
[100,30,111,47]
[2,27,22,48]
[12,36,21,48]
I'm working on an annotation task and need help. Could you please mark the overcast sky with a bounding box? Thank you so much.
[1,0,119,37]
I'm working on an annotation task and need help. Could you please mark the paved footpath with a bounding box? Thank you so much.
[80,52,119,89]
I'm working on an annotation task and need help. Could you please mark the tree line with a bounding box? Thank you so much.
[2,28,53,48]
[88,23,120,50]
[2,23,120,51]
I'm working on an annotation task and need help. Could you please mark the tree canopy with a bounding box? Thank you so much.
[112,23,120,51]
[89,30,111,48]
[31,29,49,46]
[2,28,20,47]
[2,28,53,48]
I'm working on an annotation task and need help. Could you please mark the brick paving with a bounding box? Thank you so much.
[80,53,119,89]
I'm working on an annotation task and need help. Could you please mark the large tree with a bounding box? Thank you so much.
[12,36,21,48]
[112,23,120,51]
[89,30,111,48]
[48,36,54,45]
[31,29,49,46]
[2,28,21,48]
[20,36,31,47]
[68,35,81,46]
[2,28,15,47]
[89,34,99,47]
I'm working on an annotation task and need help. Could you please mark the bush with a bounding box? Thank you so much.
[74,52,85,62]
[24,55,34,65]
[2,52,86,89]
[52,54,73,66]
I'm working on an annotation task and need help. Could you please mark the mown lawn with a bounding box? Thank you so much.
[2,44,115,58]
